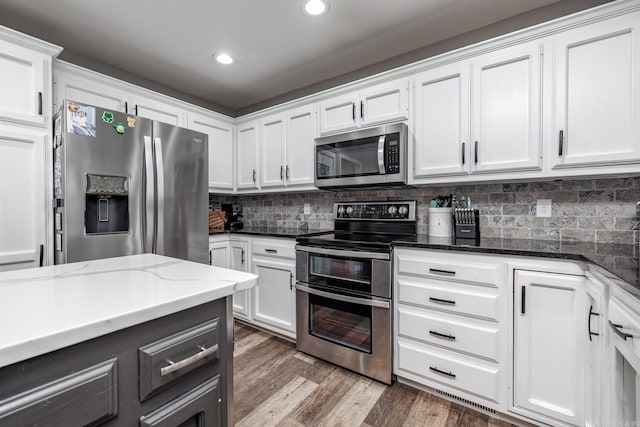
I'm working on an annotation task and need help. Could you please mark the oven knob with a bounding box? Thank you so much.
[388,205,397,216]
[346,206,353,215]
[398,206,409,217]
[337,206,345,215]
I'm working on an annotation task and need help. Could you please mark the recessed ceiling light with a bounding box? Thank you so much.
[214,53,233,65]
[303,0,329,16]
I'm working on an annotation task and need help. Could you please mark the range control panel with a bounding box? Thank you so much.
[334,201,416,220]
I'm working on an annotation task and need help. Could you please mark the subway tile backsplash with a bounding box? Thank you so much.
[209,177,640,245]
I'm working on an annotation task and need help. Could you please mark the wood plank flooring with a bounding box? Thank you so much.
[233,322,518,427]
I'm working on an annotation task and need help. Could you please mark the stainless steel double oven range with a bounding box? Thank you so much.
[295,201,416,384]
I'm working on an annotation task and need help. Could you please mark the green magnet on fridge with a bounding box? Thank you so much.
[102,111,114,123]
[113,122,126,135]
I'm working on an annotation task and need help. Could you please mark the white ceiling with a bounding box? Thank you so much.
[0,0,600,115]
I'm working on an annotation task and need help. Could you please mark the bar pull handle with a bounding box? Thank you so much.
[558,130,564,156]
[124,101,128,114]
[286,165,290,180]
[429,330,456,341]
[429,297,456,305]
[38,92,43,116]
[252,169,256,183]
[588,305,600,342]
[209,251,212,265]
[161,344,219,376]
[39,244,44,267]
[290,272,293,290]
[521,286,526,314]
[474,141,478,164]
[610,321,634,341]
[429,268,455,276]
[241,249,245,265]
[461,142,465,165]
[429,366,456,379]
[135,104,139,115]
[360,101,364,119]
[280,166,284,180]
[265,249,278,254]
[352,102,356,121]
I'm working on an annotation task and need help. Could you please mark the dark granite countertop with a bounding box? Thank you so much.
[393,236,639,292]
[209,227,332,239]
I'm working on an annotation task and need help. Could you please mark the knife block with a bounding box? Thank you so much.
[454,208,480,239]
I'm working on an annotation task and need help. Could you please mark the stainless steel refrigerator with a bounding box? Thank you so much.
[53,100,209,264]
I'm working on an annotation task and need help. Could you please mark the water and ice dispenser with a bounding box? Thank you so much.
[84,174,129,234]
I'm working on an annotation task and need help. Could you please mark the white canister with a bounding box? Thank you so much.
[428,207,454,237]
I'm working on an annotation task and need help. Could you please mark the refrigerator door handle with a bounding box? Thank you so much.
[143,136,155,253]
[153,137,165,254]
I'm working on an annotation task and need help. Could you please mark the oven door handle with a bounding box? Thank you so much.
[296,284,390,309]
[295,245,390,260]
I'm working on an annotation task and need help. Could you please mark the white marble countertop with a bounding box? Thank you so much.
[0,254,258,368]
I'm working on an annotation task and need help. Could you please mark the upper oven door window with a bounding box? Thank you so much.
[309,253,371,294]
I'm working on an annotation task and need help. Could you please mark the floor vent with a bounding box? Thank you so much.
[432,388,496,414]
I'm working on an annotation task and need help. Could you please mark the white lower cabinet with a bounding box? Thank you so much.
[251,238,296,339]
[512,269,587,426]
[229,240,250,321]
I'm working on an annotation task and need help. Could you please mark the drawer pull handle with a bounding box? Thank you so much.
[161,344,219,376]
[429,268,455,276]
[265,249,278,254]
[610,321,634,341]
[588,305,600,342]
[429,366,456,379]
[429,330,456,341]
[429,297,456,305]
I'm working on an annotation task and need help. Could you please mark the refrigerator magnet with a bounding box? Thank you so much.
[113,122,126,135]
[102,111,114,123]
[67,101,97,137]
[127,117,136,128]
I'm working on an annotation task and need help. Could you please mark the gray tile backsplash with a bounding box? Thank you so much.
[209,177,640,244]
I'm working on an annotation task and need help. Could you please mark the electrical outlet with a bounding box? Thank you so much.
[304,203,311,215]
[536,199,552,217]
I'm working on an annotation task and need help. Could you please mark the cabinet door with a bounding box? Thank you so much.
[0,127,47,271]
[360,79,409,127]
[230,240,250,320]
[585,276,605,427]
[413,64,470,178]
[318,93,358,135]
[251,256,296,338]
[188,113,234,192]
[208,242,228,268]
[552,12,640,168]
[471,43,542,173]
[513,270,586,425]
[236,121,259,190]
[134,96,186,127]
[285,105,315,187]
[54,72,129,114]
[260,114,286,188]
[0,39,48,126]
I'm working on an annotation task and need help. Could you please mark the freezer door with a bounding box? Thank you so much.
[152,122,208,263]
[59,101,152,263]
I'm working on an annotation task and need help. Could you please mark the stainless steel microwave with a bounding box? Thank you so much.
[314,123,408,189]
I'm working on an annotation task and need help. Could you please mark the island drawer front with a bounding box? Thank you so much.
[0,358,118,425]
[398,307,499,362]
[139,318,220,401]
[396,251,503,286]
[397,340,499,402]
[252,239,295,259]
[140,376,220,427]
[397,278,499,321]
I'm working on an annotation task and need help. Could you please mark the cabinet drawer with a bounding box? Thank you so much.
[139,319,220,401]
[252,239,295,259]
[609,295,640,360]
[397,277,499,321]
[398,307,499,361]
[0,358,117,425]
[396,251,503,285]
[397,340,499,402]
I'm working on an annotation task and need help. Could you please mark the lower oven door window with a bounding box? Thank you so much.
[309,254,371,294]
[309,293,372,353]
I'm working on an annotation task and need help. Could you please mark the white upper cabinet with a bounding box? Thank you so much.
[413,63,470,178]
[260,113,286,188]
[188,112,235,192]
[552,11,640,169]
[319,79,409,135]
[471,43,543,173]
[133,96,186,127]
[285,105,316,188]
[236,121,259,190]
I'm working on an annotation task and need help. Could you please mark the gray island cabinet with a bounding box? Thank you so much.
[0,254,258,426]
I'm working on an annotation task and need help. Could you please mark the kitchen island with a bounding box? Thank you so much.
[0,254,258,426]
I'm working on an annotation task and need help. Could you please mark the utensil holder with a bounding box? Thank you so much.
[428,207,454,237]
[454,208,480,239]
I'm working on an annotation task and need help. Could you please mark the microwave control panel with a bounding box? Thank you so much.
[386,135,400,173]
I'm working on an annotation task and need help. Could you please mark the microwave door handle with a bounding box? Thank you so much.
[377,135,386,174]
[295,283,390,309]
[143,136,155,253]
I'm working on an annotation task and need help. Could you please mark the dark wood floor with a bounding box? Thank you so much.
[233,322,517,427]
